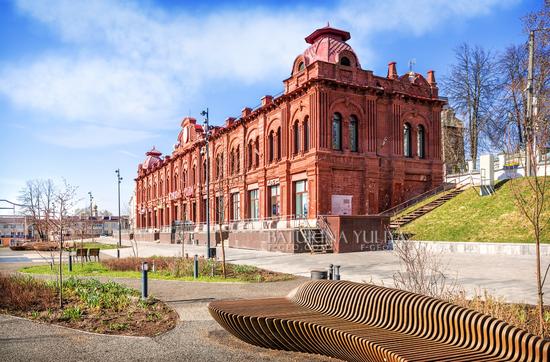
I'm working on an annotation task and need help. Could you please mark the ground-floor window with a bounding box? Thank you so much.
[201,198,207,223]
[249,189,259,219]
[270,185,280,217]
[216,195,224,224]
[231,192,240,221]
[192,202,196,223]
[294,180,308,218]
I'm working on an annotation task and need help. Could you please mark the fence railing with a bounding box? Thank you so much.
[378,180,461,218]
[135,214,318,233]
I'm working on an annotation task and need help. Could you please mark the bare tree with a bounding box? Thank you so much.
[443,44,500,161]
[50,180,78,308]
[393,232,458,299]
[18,179,56,241]
[498,44,529,150]
[504,5,550,337]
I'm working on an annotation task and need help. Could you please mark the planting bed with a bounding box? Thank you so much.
[0,274,178,336]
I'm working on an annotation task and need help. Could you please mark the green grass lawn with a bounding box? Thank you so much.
[20,261,293,283]
[401,178,550,243]
[66,242,125,250]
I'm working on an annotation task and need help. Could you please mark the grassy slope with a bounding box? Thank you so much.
[401,179,550,243]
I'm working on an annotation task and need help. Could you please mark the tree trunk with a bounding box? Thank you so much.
[221,237,226,278]
[59,227,63,308]
[535,229,545,336]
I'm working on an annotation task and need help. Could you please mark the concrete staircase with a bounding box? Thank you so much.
[300,227,333,253]
[390,187,465,229]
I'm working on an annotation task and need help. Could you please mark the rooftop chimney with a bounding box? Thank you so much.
[387,62,398,80]
[261,95,273,106]
[224,117,236,127]
[427,70,437,86]
[241,107,252,117]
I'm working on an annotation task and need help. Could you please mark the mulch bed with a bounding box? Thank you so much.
[0,273,178,337]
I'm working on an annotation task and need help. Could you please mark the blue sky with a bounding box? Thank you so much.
[0,0,539,214]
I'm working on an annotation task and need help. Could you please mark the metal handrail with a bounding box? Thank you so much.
[378,181,458,217]
[317,215,335,246]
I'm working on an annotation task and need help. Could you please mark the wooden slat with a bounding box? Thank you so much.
[208,280,550,362]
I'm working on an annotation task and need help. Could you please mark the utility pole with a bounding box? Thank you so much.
[88,191,94,243]
[115,169,123,259]
[201,108,212,259]
[526,30,535,177]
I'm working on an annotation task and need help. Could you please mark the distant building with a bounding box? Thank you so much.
[441,107,465,174]
[72,216,130,238]
[0,215,32,247]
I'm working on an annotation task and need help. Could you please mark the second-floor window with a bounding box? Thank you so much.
[332,113,342,150]
[404,123,412,157]
[293,121,300,155]
[303,117,309,152]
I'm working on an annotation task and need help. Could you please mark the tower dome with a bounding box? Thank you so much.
[301,25,360,68]
[142,146,162,170]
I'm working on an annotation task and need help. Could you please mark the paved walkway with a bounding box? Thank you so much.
[0,275,331,362]
[98,237,550,305]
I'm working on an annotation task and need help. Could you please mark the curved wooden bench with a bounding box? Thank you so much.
[208,280,549,361]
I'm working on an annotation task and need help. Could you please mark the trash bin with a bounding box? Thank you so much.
[310,270,328,280]
[209,247,217,258]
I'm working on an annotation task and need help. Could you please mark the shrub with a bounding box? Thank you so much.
[0,273,57,312]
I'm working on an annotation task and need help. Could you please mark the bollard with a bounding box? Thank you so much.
[141,262,149,299]
[334,265,341,280]
[193,254,199,279]
[117,249,120,259]
[328,264,334,280]
[68,254,73,272]
[310,270,328,280]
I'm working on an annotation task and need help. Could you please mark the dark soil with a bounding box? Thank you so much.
[0,273,178,337]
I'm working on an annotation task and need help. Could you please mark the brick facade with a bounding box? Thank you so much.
[135,26,445,230]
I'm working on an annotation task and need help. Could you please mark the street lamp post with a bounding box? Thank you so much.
[525,27,549,177]
[115,169,123,259]
[201,108,212,259]
[88,191,94,243]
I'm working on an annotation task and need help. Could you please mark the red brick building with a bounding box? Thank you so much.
[135,26,444,251]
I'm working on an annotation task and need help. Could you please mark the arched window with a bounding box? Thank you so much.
[202,160,207,182]
[293,121,300,155]
[216,155,223,179]
[255,137,260,167]
[268,131,274,163]
[276,127,281,160]
[191,165,196,185]
[404,123,412,157]
[303,116,309,152]
[298,61,305,71]
[340,56,351,66]
[349,115,358,152]
[236,147,240,173]
[417,125,425,159]
[247,141,253,169]
[183,170,187,187]
[332,113,342,150]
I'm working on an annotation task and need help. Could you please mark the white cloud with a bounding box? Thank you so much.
[0,0,518,148]
[35,124,155,148]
